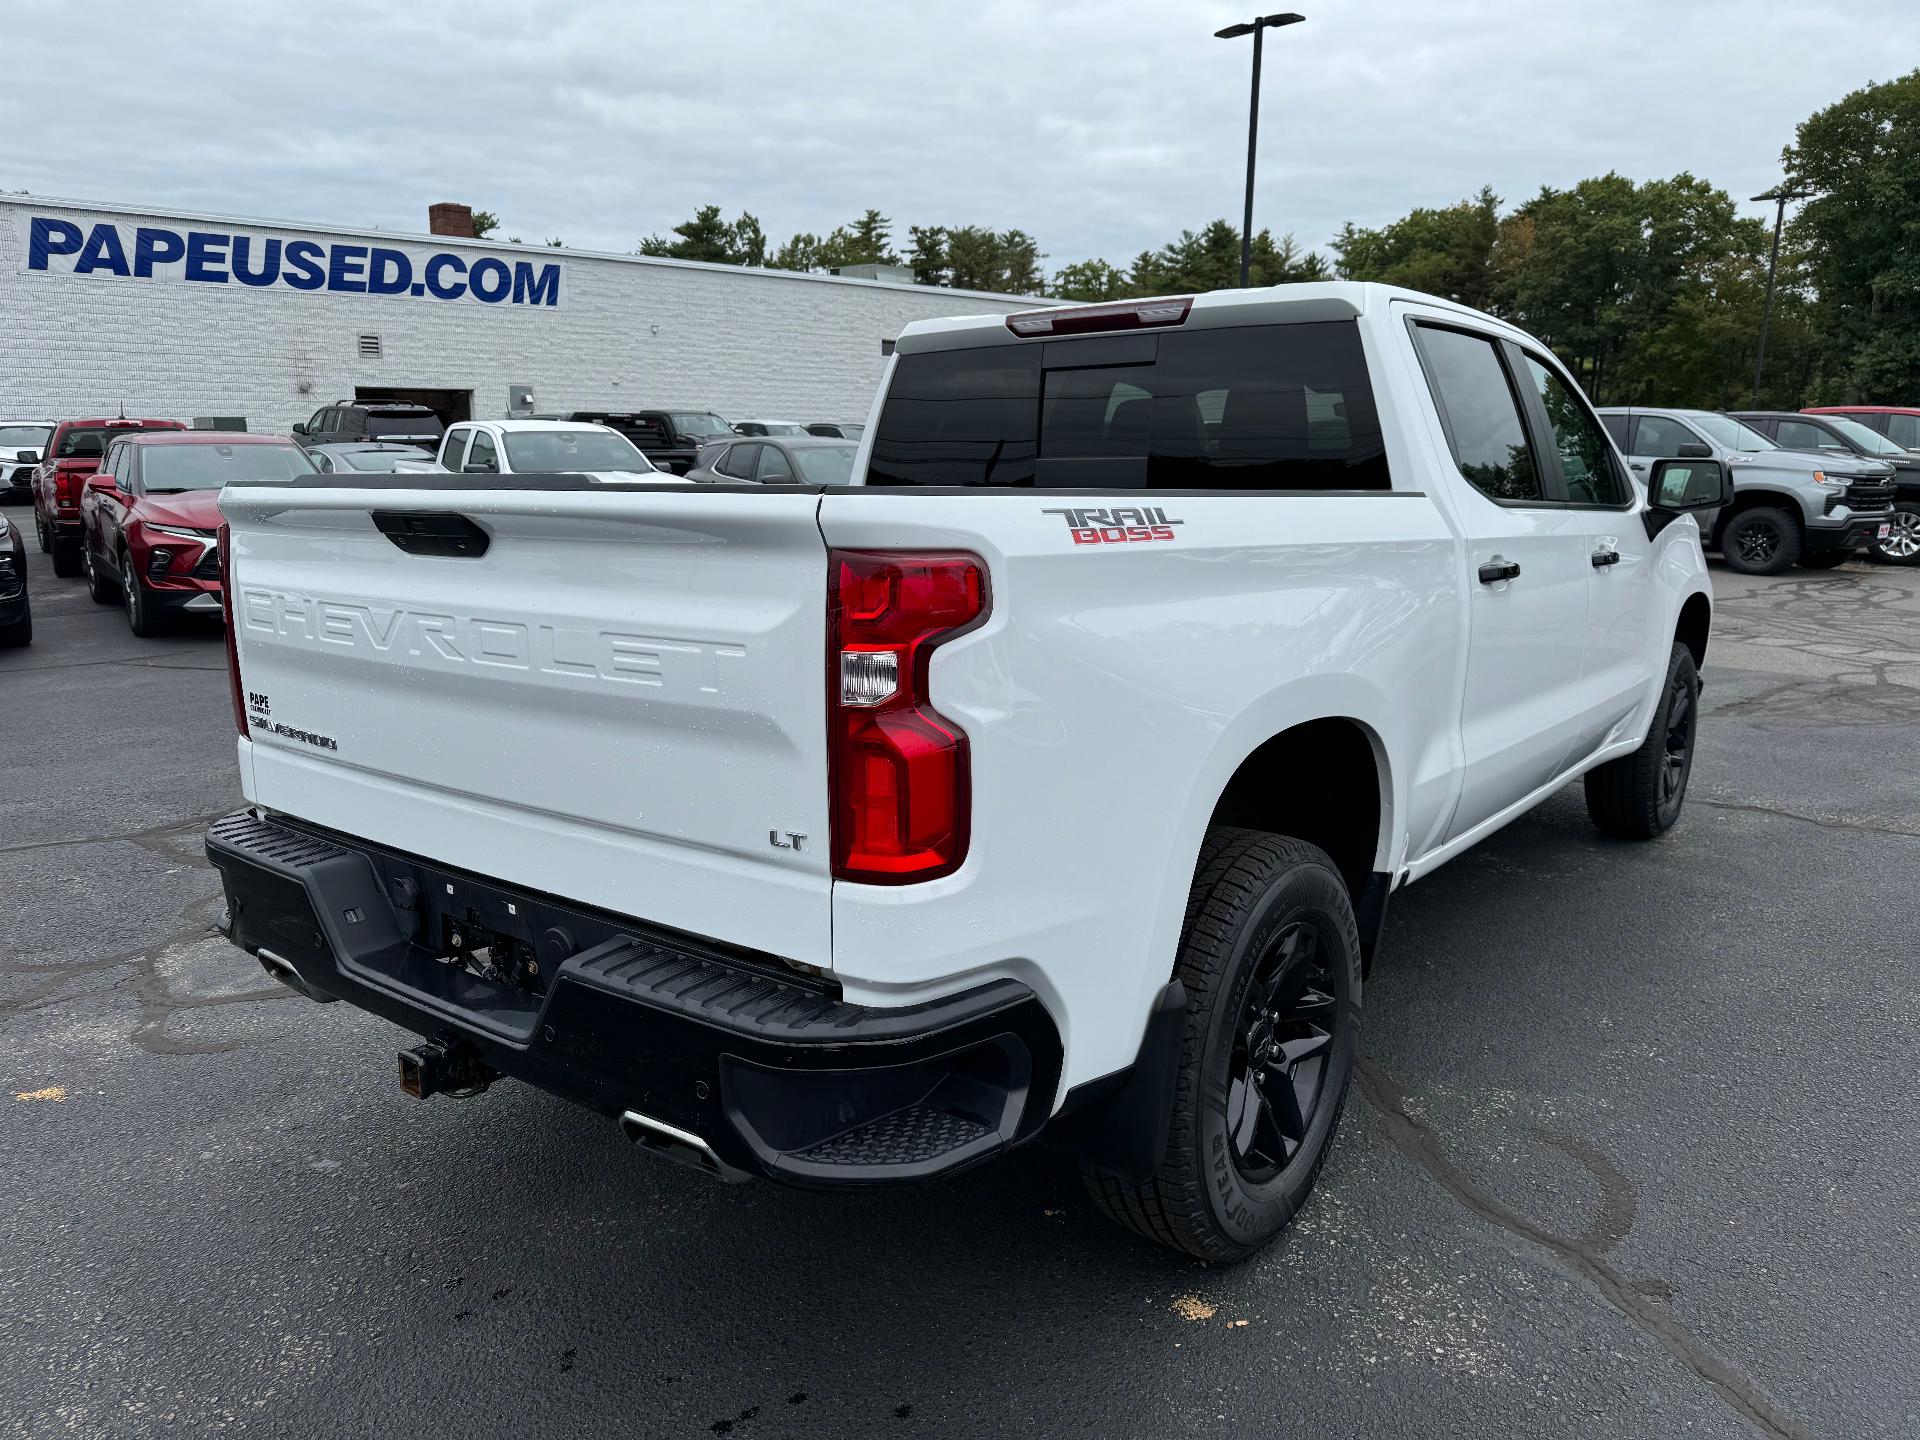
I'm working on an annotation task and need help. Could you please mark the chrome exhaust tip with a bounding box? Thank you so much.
[618,1109,749,1183]
[255,948,336,1003]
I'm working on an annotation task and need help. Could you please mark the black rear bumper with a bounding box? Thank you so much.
[205,810,1062,1187]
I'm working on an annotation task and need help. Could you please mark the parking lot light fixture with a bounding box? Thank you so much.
[1216,12,1305,289]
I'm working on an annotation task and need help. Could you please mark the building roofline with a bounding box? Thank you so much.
[1,191,1041,305]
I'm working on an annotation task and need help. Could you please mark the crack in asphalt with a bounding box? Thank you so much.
[1357,1057,1816,1440]
[0,809,232,858]
[1691,795,1920,842]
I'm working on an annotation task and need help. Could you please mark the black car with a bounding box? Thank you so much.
[0,511,31,646]
[805,422,866,439]
[566,411,733,475]
[1732,410,1920,565]
[291,402,445,454]
[685,435,859,486]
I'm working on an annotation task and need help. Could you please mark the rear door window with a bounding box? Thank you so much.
[718,444,759,479]
[867,320,1389,491]
[441,428,470,470]
[1632,415,1701,459]
[1410,325,1543,503]
[1599,413,1631,448]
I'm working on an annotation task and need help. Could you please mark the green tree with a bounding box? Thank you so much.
[638,206,767,266]
[1786,68,1920,401]
[998,229,1044,293]
[907,225,949,286]
[1332,187,1501,308]
[846,209,899,266]
[470,210,500,239]
[1052,258,1128,302]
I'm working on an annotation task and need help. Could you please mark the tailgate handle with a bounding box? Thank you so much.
[371,511,490,558]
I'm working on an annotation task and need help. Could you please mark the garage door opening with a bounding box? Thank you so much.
[354,387,473,428]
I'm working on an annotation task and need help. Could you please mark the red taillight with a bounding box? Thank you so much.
[828,550,987,884]
[217,522,247,737]
[1004,295,1193,337]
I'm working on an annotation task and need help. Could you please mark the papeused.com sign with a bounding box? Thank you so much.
[17,213,565,309]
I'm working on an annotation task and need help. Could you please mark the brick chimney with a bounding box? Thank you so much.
[428,202,476,238]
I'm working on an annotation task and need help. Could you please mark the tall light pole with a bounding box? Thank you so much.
[1216,12,1304,289]
[1750,184,1809,402]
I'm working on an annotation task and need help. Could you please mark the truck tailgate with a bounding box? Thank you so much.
[220,483,832,968]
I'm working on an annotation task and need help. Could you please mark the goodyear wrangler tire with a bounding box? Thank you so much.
[1082,827,1361,1262]
[1584,643,1698,841]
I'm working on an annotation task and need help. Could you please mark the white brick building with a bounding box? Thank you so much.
[0,195,1034,435]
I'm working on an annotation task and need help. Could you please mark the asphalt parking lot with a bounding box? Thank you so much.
[3,530,1915,1440]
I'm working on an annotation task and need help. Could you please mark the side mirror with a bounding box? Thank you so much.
[291,423,307,437]
[16,449,39,464]
[84,472,117,494]
[1676,442,1712,459]
[462,462,494,474]
[1648,456,1731,513]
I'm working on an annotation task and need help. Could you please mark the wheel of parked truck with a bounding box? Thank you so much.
[1718,506,1800,576]
[1082,827,1361,1262]
[121,549,163,637]
[1584,643,1699,841]
[50,531,81,578]
[34,512,50,554]
[83,537,118,604]
[1797,550,1853,570]
[1871,502,1920,566]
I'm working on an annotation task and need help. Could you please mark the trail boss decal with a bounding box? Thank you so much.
[1041,506,1185,546]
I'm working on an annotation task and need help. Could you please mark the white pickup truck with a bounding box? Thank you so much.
[390,417,688,483]
[205,283,1725,1260]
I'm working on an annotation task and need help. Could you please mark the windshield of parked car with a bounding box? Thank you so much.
[142,443,318,490]
[793,445,858,485]
[503,429,656,473]
[1691,414,1776,451]
[669,413,732,437]
[0,424,52,450]
[57,424,177,458]
[338,448,416,472]
[1824,415,1906,455]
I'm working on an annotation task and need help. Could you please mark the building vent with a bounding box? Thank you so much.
[357,334,383,359]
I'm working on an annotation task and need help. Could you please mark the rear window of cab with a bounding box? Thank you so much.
[867,320,1389,491]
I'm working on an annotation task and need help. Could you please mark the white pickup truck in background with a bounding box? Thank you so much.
[391,417,689,483]
[205,282,1726,1260]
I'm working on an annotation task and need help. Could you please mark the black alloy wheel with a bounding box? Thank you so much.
[1225,920,1340,1183]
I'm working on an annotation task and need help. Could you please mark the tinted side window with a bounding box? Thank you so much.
[718,444,758,479]
[1775,418,1845,451]
[309,409,330,432]
[1884,413,1920,450]
[1413,326,1542,503]
[1599,413,1631,448]
[1519,354,1626,505]
[755,446,796,483]
[1633,415,1698,459]
[867,321,1388,491]
[442,429,470,470]
[466,431,499,473]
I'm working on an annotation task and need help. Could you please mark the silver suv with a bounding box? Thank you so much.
[1597,407,1895,575]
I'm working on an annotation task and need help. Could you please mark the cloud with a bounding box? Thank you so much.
[0,0,1902,270]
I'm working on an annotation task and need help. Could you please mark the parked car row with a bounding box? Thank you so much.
[1597,405,1916,574]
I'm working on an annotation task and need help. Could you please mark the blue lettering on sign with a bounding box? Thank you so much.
[21,216,563,308]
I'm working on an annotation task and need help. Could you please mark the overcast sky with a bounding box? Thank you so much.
[1,0,1903,272]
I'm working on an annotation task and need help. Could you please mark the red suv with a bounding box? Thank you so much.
[79,432,317,635]
[32,417,186,574]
